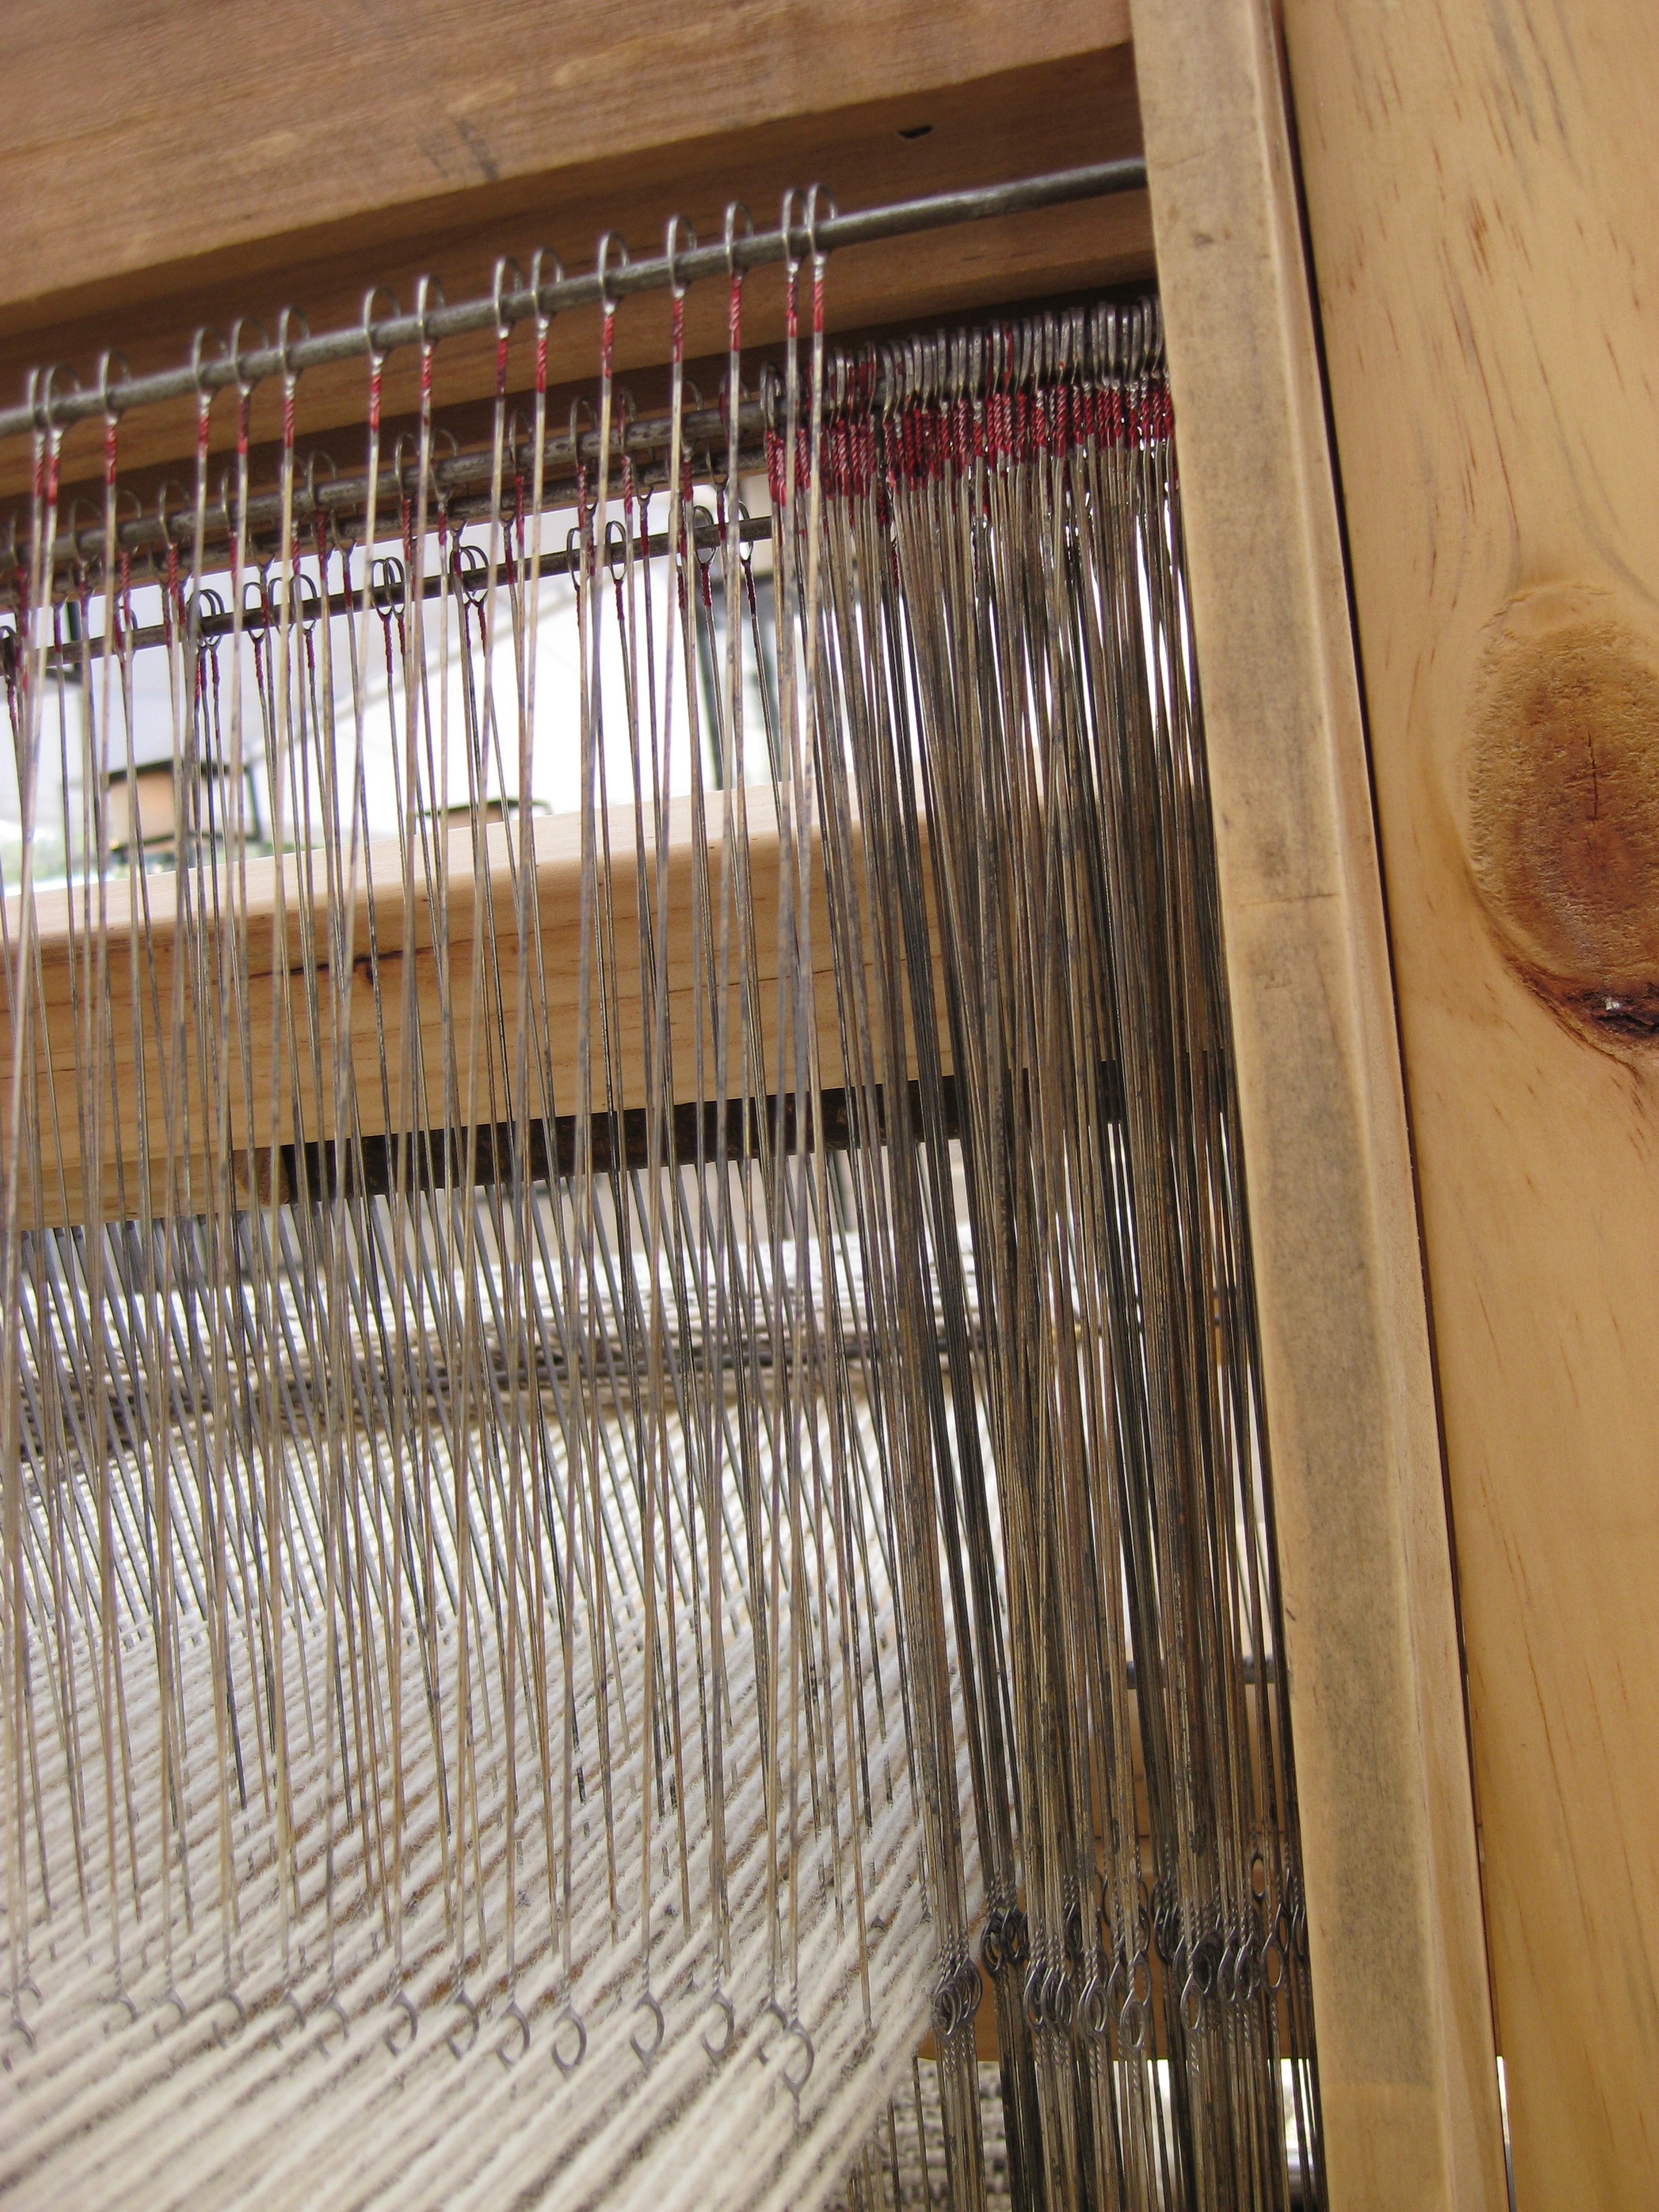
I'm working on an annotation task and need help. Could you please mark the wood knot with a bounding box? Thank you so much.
[1465,586,1659,1047]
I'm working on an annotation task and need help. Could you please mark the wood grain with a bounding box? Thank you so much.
[0,9,1147,499]
[1279,1,1659,2201]
[1131,1,1509,2202]
[6,794,947,1230]
[0,1,1126,323]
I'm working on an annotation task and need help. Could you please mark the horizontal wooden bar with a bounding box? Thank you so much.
[0,18,1148,504]
[4,791,948,1231]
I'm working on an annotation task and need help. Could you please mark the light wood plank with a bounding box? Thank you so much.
[1130,1,1509,2202]
[0,9,1147,499]
[5,795,947,1229]
[0,1,1126,323]
[1279,2,1659,2199]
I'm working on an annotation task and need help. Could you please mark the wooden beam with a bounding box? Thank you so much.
[1280,1,1659,2200]
[0,8,1148,500]
[0,1,1128,324]
[4,794,947,1231]
[1130,1,1509,2203]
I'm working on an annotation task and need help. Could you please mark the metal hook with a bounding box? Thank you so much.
[35,362,80,438]
[155,1983,188,2039]
[414,274,446,357]
[779,187,808,280]
[189,329,227,409]
[723,201,754,283]
[550,2003,587,2076]
[453,540,489,605]
[228,316,268,401]
[383,1990,419,2055]
[362,285,401,371]
[210,1986,249,2050]
[804,184,838,270]
[665,215,697,301]
[391,430,419,500]
[276,306,310,388]
[756,1990,788,2064]
[629,1988,665,2068]
[492,256,523,342]
[596,233,629,316]
[96,350,130,426]
[529,247,563,334]
[303,447,337,516]
[781,2018,814,2108]
[495,1999,530,2068]
[699,1985,736,2064]
[604,516,629,584]
[316,1992,350,2054]
[371,554,406,612]
[293,564,322,630]
[443,1989,480,2060]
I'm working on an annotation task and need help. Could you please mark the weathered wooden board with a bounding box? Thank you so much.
[0,6,1149,499]
[1280,0,1659,2200]
[0,0,1129,323]
[1132,0,1509,2203]
[6,793,947,1229]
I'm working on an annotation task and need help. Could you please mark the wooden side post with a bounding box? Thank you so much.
[1130,1,1509,2203]
[1282,1,1659,2200]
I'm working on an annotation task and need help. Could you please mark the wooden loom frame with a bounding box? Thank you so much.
[7,1,1650,2203]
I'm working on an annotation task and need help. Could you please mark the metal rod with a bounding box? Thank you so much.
[30,401,768,584]
[0,158,1147,444]
[43,513,775,666]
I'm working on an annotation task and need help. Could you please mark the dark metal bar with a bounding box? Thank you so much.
[0,158,1147,444]
[33,401,769,587]
[43,512,775,667]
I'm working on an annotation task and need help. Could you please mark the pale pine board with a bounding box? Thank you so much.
[1283,1,1659,2200]
[1132,0,1509,2202]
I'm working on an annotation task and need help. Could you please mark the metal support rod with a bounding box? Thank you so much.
[29,402,768,584]
[0,159,1147,443]
[41,512,775,668]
